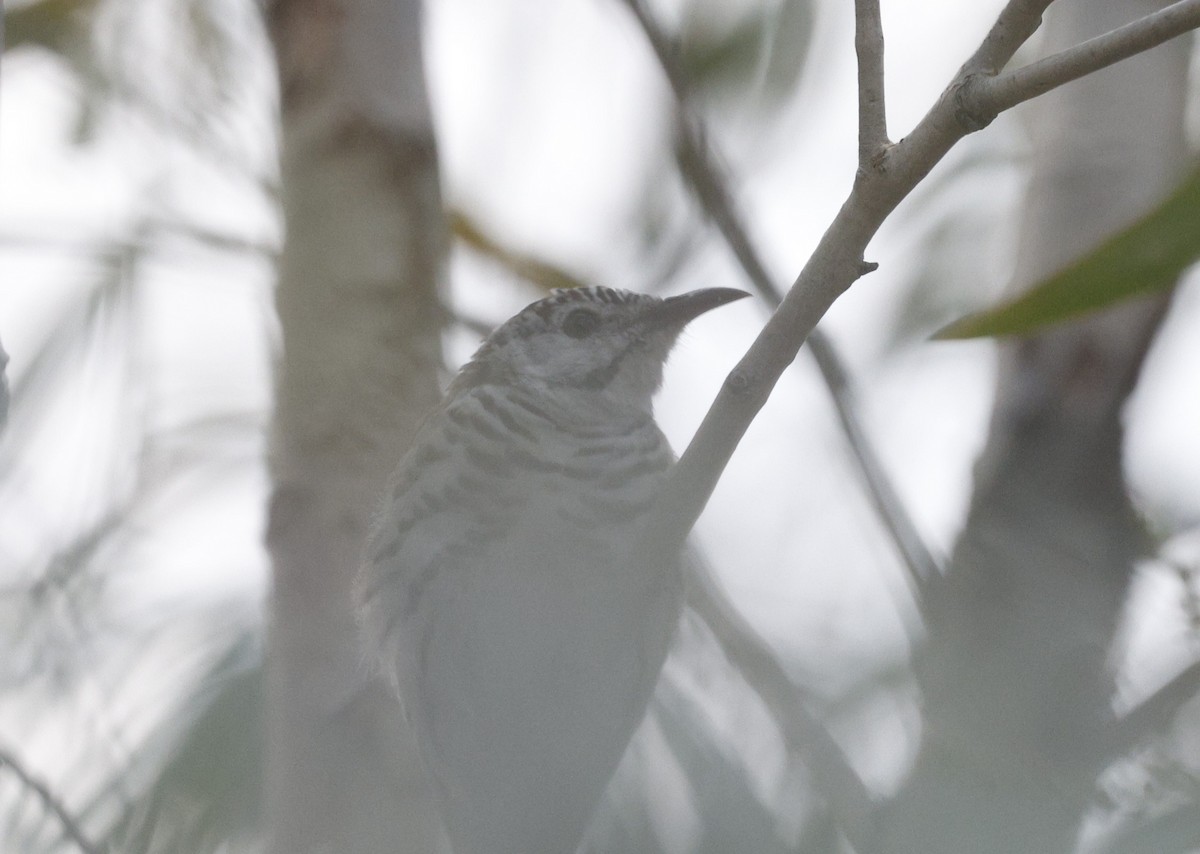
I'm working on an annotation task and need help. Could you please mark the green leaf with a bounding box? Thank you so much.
[4,0,98,53]
[679,0,815,110]
[935,165,1200,339]
[91,626,264,853]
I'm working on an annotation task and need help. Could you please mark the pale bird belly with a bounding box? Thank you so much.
[406,482,682,850]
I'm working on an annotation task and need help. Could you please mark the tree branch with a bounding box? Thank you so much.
[0,744,99,854]
[619,0,688,105]
[0,334,8,433]
[971,0,1200,121]
[804,333,940,589]
[963,0,1055,76]
[685,559,878,853]
[635,0,1200,596]
[854,0,889,164]
[624,0,941,592]
[450,203,889,842]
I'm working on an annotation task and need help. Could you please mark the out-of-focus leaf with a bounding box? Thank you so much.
[183,0,243,103]
[681,12,763,92]
[758,0,815,104]
[0,244,136,492]
[652,677,793,854]
[5,0,108,146]
[451,210,589,293]
[888,215,1002,346]
[12,0,269,170]
[584,610,794,853]
[93,625,263,853]
[884,133,1021,347]
[937,166,1200,339]
[3,0,98,53]
[680,0,814,110]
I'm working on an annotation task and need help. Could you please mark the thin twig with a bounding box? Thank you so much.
[0,222,276,261]
[854,0,889,165]
[625,0,941,590]
[685,556,879,853]
[635,0,1200,612]
[804,333,940,588]
[620,0,689,104]
[0,744,100,854]
[963,0,1055,76]
[450,211,588,293]
[976,0,1200,119]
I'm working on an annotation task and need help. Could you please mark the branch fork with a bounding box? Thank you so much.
[644,0,1200,569]
[621,0,1200,842]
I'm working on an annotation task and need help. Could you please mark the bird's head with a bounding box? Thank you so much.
[454,287,748,416]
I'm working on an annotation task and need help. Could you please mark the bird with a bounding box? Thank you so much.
[356,285,748,854]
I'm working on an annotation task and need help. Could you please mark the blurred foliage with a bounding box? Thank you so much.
[937,165,1200,339]
[6,0,271,181]
[0,238,265,851]
[4,0,99,54]
[451,209,589,293]
[2,0,813,850]
[881,133,1022,348]
[584,614,798,854]
[648,676,794,854]
[2,0,271,849]
[6,0,1200,852]
[680,0,815,115]
[584,682,793,854]
[94,626,263,854]
[624,0,816,294]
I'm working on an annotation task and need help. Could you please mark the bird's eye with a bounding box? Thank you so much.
[562,308,600,339]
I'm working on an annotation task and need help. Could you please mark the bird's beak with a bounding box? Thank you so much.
[650,288,750,328]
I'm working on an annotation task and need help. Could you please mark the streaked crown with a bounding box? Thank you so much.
[452,287,747,415]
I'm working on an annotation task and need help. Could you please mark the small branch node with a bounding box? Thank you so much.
[952,74,997,133]
[857,144,894,181]
[725,368,753,396]
[984,0,1200,116]
[871,143,893,172]
[857,260,880,277]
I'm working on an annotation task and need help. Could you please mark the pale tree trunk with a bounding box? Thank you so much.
[264,0,449,851]
[0,335,8,432]
[877,1,1191,852]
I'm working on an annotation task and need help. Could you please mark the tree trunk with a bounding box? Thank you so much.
[878,0,1190,851]
[263,0,449,851]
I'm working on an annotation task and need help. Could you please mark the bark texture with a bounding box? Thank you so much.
[878,1,1190,852]
[264,0,448,851]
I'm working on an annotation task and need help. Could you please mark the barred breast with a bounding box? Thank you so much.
[357,383,682,854]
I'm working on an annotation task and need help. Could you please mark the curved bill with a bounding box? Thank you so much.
[651,288,750,327]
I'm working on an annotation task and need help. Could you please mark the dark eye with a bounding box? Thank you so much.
[562,308,600,339]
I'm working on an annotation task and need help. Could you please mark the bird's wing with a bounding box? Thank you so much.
[355,391,523,682]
